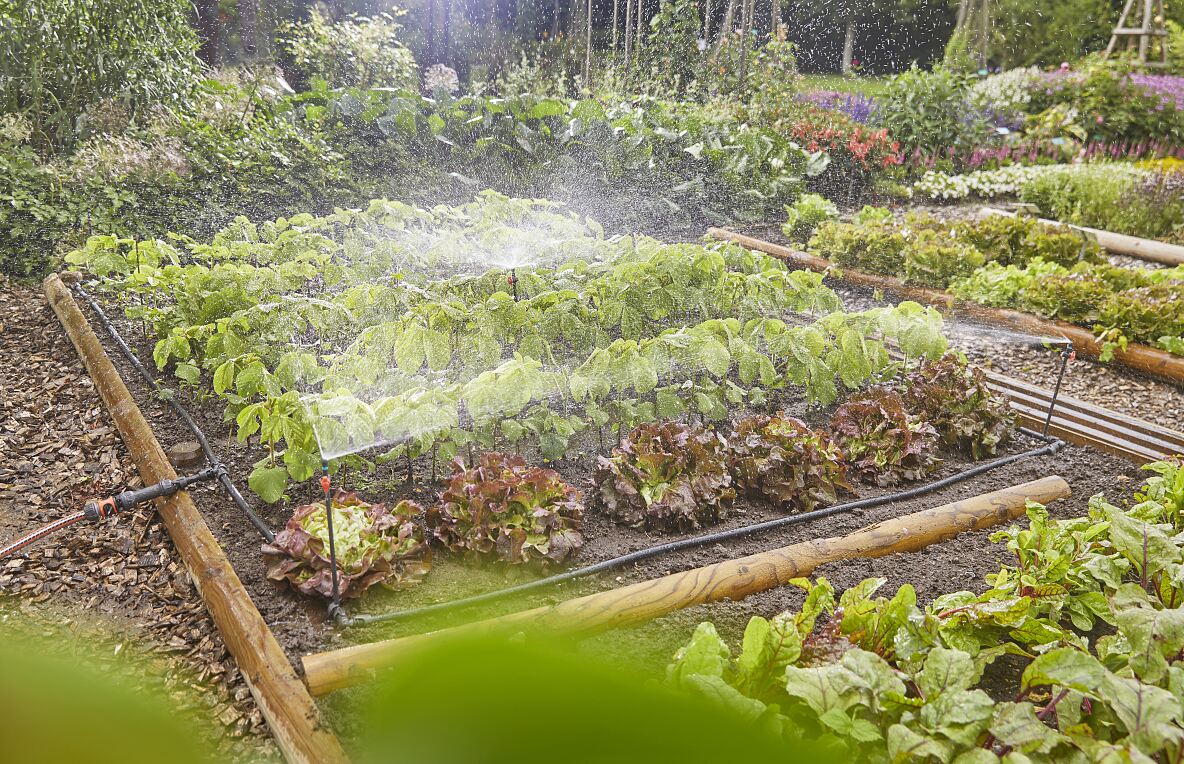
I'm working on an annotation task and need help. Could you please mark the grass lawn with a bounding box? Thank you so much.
[798,72,887,96]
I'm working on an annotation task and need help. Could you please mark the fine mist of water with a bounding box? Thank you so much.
[940,318,1071,350]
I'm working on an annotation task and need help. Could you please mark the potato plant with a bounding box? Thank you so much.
[66,194,952,503]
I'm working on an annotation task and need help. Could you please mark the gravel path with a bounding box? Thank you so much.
[0,278,278,761]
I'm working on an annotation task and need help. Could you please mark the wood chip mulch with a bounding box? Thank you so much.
[0,278,279,761]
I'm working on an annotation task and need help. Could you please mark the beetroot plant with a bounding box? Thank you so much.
[727,414,851,513]
[902,354,1016,459]
[261,491,430,599]
[595,421,735,532]
[426,452,584,565]
[831,388,940,485]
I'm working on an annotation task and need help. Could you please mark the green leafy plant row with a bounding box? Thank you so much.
[806,209,1184,357]
[665,458,1184,762]
[67,195,952,503]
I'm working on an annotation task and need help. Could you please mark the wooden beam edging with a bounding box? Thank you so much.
[707,228,1184,385]
[981,206,1184,266]
[301,475,1071,696]
[43,275,348,764]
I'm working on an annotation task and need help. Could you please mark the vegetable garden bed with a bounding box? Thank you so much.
[56,194,1146,702]
[708,220,1184,384]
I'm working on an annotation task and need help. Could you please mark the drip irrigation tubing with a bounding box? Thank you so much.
[339,429,1066,627]
[73,283,275,544]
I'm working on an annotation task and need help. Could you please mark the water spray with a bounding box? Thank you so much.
[0,467,221,561]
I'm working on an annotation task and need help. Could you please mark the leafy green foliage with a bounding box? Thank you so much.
[726,414,850,513]
[278,8,418,91]
[0,0,201,150]
[901,354,1017,459]
[595,421,735,532]
[426,453,585,565]
[666,460,1184,762]
[261,491,430,599]
[873,64,992,155]
[830,388,940,486]
[781,193,838,243]
[66,195,951,501]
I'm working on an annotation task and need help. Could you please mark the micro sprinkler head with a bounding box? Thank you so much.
[507,268,519,302]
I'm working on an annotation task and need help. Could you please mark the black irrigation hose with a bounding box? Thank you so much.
[73,283,276,544]
[340,430,1066,627]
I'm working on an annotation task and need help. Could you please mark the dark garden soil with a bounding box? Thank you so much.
[0,280,279,762]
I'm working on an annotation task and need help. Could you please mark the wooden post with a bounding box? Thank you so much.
[43,276,348,764]
[706,228,1184,384]
[302,477,1071,696]
[613,0,620,53]
[624,0,634,70]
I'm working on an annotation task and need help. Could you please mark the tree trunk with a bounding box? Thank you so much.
[442,0,453,67]
[551,0,561,40]
[613,0,620,52]
[636,0,644,60]
[978,0,991,67]
[194,0,220,66]
[238,0,258,60]
[427,0,438,64]
[624,0,634,68]
[955,0,970,29]
[737,0,753,89]
[704,0,713,43]
[770,0,780,39]
[841,17,855,74]
[584,0,593,83]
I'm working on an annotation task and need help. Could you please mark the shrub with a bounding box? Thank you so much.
[874,65,993,155]
[727,414,850,513]
[278,8,418,91]
[782,193,838,243]
[831,388,940,485]
[426,453,585,565]
[595,421,735,532]
[261,491,430,599]
[0,0,201,150]
[902,355,1016,459]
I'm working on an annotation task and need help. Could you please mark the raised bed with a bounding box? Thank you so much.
[981,206,1184,266]
[707,228,1184,385]
[43,275,347,764]
[301,476,1070,695]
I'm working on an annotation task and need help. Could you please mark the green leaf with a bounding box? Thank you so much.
[174,362,200,385]
[249,465,288,504]
[667,622,730,687]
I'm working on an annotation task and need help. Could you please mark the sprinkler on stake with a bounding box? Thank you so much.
[507,268,519,302]
[1043,342,1075,437]
[321,461,344,620]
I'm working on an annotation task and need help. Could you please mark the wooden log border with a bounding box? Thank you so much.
[981,206,1184,266]
[43,275,348,764]
[301,475,1071,696]
[707,228,1184,385]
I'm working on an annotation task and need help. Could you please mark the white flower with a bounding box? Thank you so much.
[423,64,459,95]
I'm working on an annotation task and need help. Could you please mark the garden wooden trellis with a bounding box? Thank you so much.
[1104,0,1169,68]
